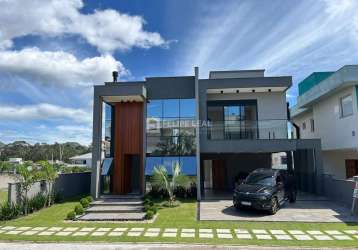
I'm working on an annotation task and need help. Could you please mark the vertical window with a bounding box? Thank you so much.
[302,122,306,130]
[310,119,315,132]
[345,159,358,179]
[340,95,353,118]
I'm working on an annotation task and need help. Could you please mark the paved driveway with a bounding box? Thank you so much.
[199,193,358,222]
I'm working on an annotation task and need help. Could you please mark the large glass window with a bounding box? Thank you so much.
[207,100,258,139]
[104,104,112,157]
[145,156,196,175]
[146,99,196,159]
[340,95,353,118]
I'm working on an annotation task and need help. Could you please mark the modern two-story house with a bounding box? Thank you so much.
[291,65,358,180]
[91,68,323,201]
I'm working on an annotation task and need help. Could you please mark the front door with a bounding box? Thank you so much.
[212,159,226,189]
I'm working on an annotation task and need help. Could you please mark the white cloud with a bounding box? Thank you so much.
[0,0,167,53]
[0,47,126,87]
[0,103,91,124]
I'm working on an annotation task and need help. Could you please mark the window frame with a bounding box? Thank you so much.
[340,94,353,118]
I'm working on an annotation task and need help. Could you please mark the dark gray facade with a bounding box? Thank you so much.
[91,67,324,200]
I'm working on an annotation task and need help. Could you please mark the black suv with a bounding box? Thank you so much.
[233,168,296,215]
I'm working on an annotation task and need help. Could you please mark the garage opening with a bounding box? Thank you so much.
[200,149,318,200]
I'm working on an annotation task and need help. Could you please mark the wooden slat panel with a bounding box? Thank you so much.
[113,102,144,194]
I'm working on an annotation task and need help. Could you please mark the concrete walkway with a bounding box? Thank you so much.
[0,243,357,250]
[1,225,357,241]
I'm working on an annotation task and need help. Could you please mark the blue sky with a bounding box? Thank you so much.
[0,0,357,145]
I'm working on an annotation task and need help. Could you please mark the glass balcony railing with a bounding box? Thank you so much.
[202,119,294,140]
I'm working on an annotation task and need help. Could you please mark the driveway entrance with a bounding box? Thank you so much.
[199,192,358,223]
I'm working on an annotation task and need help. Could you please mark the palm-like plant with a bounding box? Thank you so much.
[37,161,58,206]
[151,162,189,206]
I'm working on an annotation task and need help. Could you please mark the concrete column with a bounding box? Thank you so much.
[195,66,201,201]
[91,92,103,199]
[313,146,324,195]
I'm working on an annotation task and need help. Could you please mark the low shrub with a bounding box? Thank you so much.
[74,204,84,215]
[80,198,90,208]
[145,210,154,220]
[28,193,47,211]
[85,195,93,203]
[149,205,158,214]
[66,210,76,220]
[0,202,21,221]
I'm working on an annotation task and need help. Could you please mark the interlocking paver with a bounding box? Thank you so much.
[32,227,47,231]
[332,235,353,240]
[22,231,38,235]
[182,229,195,233]
[274,234,292,240]
[5,231,22,235]
[307,230,323,235]
[144,232,159,237]
[47,227,62,231]
[181,233,195,238]
[127,232,142,237]
[288,230,305,235]
[162,232,177,237]
[38,231,54,236]
[164,228,177,233]
[313,235,333,241]
[199,233,213,238]
[344,230,358,234]
[216,229,231,234]
[269,230,285,235]
[236,234,252,239]
[217,233,233,239]
[325,230,342,235]
[235,229,249,234]
[255,234,272,240]
[91,232,106,236]
[72,232,89,236]
[63,227,78,232]
[108,232,124,236]
[80,227,96,232]
[96,228,111,232]
[292,234,313,240]
[55,232,72,236]
[199,229,212,233]
[252,229,268,234]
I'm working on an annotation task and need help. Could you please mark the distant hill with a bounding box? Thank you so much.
[0,141,90,163]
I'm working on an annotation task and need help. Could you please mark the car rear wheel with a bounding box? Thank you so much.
[268,197,279,215]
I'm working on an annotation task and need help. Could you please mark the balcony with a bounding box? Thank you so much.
[203,119,292,140]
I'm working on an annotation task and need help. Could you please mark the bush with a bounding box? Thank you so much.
[145,210,154,220]
[85,195,93,203]
[66,211,76,220]
[149,205,158,214]
[0,202,21,221]
[74,204,84,215]
[28,193,47,211]
[80,198,90,208]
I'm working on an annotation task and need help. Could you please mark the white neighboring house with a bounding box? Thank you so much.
[69,152,104,168]
[291,65,358,179]
[8,158,23,164]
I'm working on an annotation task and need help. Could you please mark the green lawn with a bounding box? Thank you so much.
[0,189,7,204]
[0,198,357,247]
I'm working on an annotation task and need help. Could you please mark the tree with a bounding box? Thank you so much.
[15,163,39,215]
[37,161,58,207]
[151,162,189,206]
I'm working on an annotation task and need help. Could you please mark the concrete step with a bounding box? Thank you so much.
[86,205,143,213]
[91,200,143,206]
[78,212,146,221]
[99,195,143,199]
